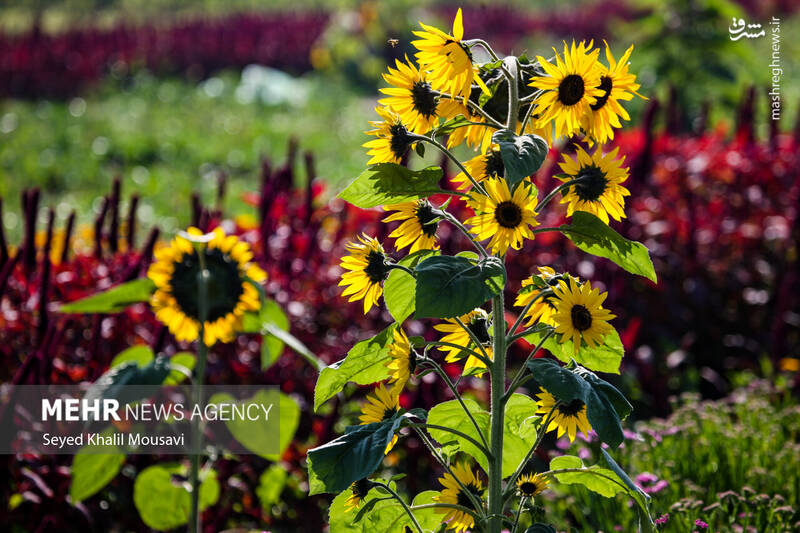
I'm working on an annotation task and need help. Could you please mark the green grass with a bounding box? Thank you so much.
[0,71,373,241]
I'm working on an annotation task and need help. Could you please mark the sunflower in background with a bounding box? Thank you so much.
[451,144,504,191]
[433,462,484,532]
[513,266,565,327]
[531,40,602,140]
[344,478,373,512]
[412,8,490,102]
[434,308,493,375]
[465,178,539,255]
[358,383,400,454]
[379,57,440,135]
[583,42,647,144]
[338,234,391,314]
[516,472,549,499]
[382,200,440,253]
[147,227,265,346]
[363,106,417,165]
[551,277,616,353]
[558,145,630,224]
[386,327,416,390]
[536,389,592,442]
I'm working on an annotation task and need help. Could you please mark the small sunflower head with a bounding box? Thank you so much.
[516,472,549,499]
[433,461,484,532]
[344,478,374,512]
[363,106,417,165]
[465,178,540,255]
[339,234,391,314]
[386,328,417,389]
[383,199,440,253]
[536,389,592,442]
[551,277,616,353]
[558,146,630,224]
[359,383,401,454]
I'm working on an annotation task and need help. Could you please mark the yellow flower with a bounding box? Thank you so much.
[386,328,416,390]
[558,145,630,224]
[412,8,490,102]
[465,178,539,255]
[338,234,390,314]
[513,266,564,327]
[516,472,549,498]
[530,40,602,140]
[344,479,372,512]
[451,144,504,191]
[437,97,494,152]
[379,57,440,135]
[363,106,418,165]
[147,227,266,346]
[359,383,400,454]
[433,309,493,376]
[551,277,615,353]
[536,389,592,442]
[382,200,440,253]
[583,42,647,144]
[433,462,483,533]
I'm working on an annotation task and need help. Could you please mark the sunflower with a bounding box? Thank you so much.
[359,383,400,454]
[412,8,489,102]
[338,234,391,314]
[536,389,592,442]
[451,144,504,191]
[363,106,417,165]
[379,57,440,135]
[513,266,564,327]
[433,309,493,376]
[382,200,440,253]
[465,178,540,255]
[530,40,602,140]
[558,145,630,224]
[438,97,494,152]
[147,227,266,346]
[386,328,416,390]
[582,42,647,144]
[551,277,616,353]
[344,478,373,512]
[516,472,549,499]
[433,462,484,533]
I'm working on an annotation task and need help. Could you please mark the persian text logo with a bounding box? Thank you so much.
[728,17,782,121]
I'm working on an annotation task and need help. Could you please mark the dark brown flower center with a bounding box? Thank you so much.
[557,398,586,416]
[519,481,539,496]
[495,201,523,228]
[574,165,608,202]
[383,406,399,420]
[415,201,439,237]
[389,123,414,160]
[170,248,244,322]
[570,304,593,331]
[590,76,613,111]
[468,316,492,344]
[411,81,438,118]
[352,478,371,499]
[558,74,585,106]
[364,251,390,283]
[456,482,482,509]
[485,151,505,178]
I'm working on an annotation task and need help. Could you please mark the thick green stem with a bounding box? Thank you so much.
[502,58,519,129]
[189,264,210,533]
[488,291,507,533]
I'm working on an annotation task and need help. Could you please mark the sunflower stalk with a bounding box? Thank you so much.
[411,134,489,197]
[454,316,492,361]
[405,422,493,460]
[503,407,558,502]
[488,291,507,533]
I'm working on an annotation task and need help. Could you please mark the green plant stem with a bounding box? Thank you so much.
[510,496,527,533]
[438,209,489,258]
[519,90,545,132]
[373,481,424,533]
[488,291,507,533]
[423,341,490,366]
[412,134,489,197]
[454,316,492,363]
[502,58,520,129]
[189,262,210,533]
[504,329,555,401]
[465,38,501,62]
[422,358,489,448]
[503,408,556,501]
[537,177,586,213]
[431,90,504,129]
[387,263,415,277]
[411,503,480,520]
[406,423,493,460]
[506,290,548,342]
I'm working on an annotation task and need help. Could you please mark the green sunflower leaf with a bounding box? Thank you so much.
[549,455,628,498]
[524,327,624,374]
[314,324,398,411]
[84,356,172,407]
[492,129,549,188]
[133,463,219,531]
[58,278,155,314]
[70,441,125,502]
[308,414,404,495]
[384,250,438,323]
[414,255,506,319]
[338,164,445,208]
[241,298,290,369]
[256,464,288,509]
[526,358,629,447]
[559,211,657,283]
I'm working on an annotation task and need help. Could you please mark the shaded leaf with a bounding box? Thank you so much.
[493,129,548,188]
[414,255,505,319]
[339,164,445,208]
[59,278,155,314]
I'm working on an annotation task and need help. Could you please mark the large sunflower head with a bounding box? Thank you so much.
[433,462,484,533]
[451,144,505,191]
[558,145,630,224]
[363,106,418,165]
[551,277,616,353]
[530,40,602,140]
[359,383,401,454]
[379,57,440,135]
[514,266,567,327]
[516,472,550,499]
[386,328,416,390]
[338,234,391,314]
[433,308,493,376]
[344,478,373,512]
[147,227,266,346]
[465,178,540,255]
[536,389,592,442]
[582,42,647,144]
[382,200,440,253]
[412,8,489,102]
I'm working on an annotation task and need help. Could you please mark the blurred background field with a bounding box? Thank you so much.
[1,0,799,532]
